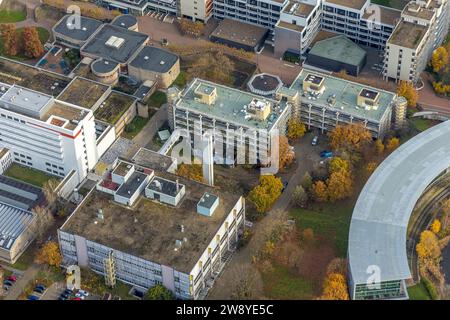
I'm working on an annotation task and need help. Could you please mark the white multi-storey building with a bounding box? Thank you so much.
[0,83,104,184]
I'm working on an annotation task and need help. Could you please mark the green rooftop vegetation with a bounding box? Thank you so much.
[4,163,58,188]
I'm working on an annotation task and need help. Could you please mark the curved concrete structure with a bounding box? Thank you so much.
[348,120,450,300]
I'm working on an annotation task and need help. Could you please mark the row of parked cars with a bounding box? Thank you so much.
[28,284,46,300]
[3,274,18,292]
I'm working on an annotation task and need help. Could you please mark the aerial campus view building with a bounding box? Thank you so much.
[0,0,449,304]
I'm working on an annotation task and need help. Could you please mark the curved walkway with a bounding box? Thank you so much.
[348,120,450,299]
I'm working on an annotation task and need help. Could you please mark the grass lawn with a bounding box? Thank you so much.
[0,27,50,61]
[122,116,150,139]
[6,247,35,271]
[148,91,167,108]
[0,10,26,23]
[408,281,432,300]
[4,163,57,188]
[290,200,354,257]
[409,117,436,132]
[261,263,316,299]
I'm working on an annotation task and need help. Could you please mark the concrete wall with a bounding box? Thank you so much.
[128,60,180,89]
[274,26,301,58]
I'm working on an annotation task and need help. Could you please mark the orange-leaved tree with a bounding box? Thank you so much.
[397,81,418,108]
[35,241,62,267]
[328,124,372,154]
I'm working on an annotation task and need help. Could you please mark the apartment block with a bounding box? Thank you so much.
[0,83,102,185]
[279,69,403,138]
[384,0,450,82]
[169,78,292,165]
[59,159,245,299]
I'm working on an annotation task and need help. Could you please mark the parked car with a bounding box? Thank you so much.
[6,275,17,282]
[64,289,73,295]
[35,284,46,290]
[320,150,333,158]
[75,293,85,299]
[3,280,13,287]
[311,136,318,146]
[28,295,39,300]
[34,287,45,294]
[72,297,82,300]
[60,293,70,299]
[282,181,288,192]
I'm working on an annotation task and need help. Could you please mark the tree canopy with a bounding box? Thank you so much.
[144,284,174,300]
[287,118,306,140]
[248,175,283,213]
[35,241,62,267]
[397,81,418,108]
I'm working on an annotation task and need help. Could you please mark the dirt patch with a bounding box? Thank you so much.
[297,238,335,284]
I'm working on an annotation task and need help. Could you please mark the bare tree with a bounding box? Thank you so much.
[230,264,257,300]
[42,179,59,208]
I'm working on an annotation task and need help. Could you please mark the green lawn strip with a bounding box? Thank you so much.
[290,201,354,257]
[408,281,431,300]
[148,91,167,108]
[261,263,316,299]
[122,116,150,139]
[0,10,26,23]
[4,163,57,187]
[409,117,434,132]
[0,27,49,61]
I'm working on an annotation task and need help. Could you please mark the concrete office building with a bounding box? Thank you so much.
[128,46,180,88]
[95,0,178,16]
[383,0,450,82]
[0,83,109,185]
[0,202,36,264]
[169,78,292,164]
[282,69,402,138]
[0,148,12,175]
[52,15,103,49]
[59,159,245,300]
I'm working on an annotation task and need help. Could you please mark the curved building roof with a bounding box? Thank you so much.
[349,120,450,285]
[91,59,119,74]
[111,14,138,29]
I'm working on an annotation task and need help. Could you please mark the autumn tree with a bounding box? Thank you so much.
[178,18,204,37]
[329,157,350,174]
[416,230,441,263]
[287,117,306,140]
[365,161,378,175]
[386,137,400,153]
[431,47,449,73]
[397,81,418,108]
[188,51,235,85]
[312,180,328,202]
[326,169,353,202]
[375,139,385,154]
[230,264,257,300]
[320,273,349,300]
[278,135,295,169]
[1,24,18,56]
[35,241,62,267]
[328,124,372,155]
[326,258,348,276]
[248,175,283,213]
[292,185,308,207]
[144,284,174,300]
[431,219,441,234]
[176,163,203,182]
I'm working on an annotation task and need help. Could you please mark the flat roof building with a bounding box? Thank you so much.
[128,46,180,88]
[306,35,367,76]
[52,15,103,49]
[283,68,400,138]
[209,18,269,52]
[0,201,36,264]
[59,159,245,300]
[348,120,450,300]
[80,24,149,65]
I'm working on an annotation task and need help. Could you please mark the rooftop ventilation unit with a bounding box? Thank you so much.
[144,56,149,60]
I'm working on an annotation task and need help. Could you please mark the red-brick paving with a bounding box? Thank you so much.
[137,16,302,85]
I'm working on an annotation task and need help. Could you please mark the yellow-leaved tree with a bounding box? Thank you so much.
[431,47,449,73]
[397,81,418,108]
[416,230,441,262]
[312,180,328,202]
[430,219,441,234]
[287,118,306,140]
[247,175,284,213]
[320,273,349,300]
[328,124,372,154]
[35,241,62,267]
[386,137,400,153]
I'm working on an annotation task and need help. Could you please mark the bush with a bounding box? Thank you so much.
[144,284,174,300]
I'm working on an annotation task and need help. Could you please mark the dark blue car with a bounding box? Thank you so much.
[28,295,39,300]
